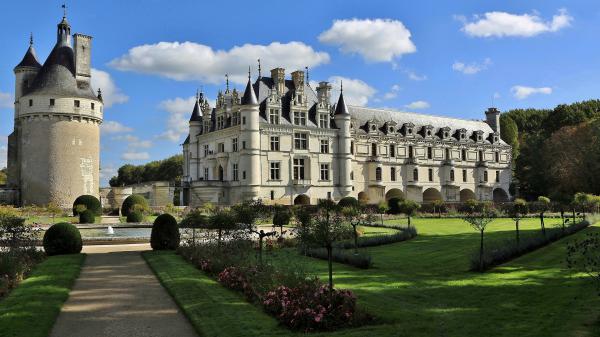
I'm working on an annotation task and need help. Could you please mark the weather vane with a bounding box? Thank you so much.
[62,3,67,18]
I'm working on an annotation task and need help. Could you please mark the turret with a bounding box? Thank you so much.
[74,34,92,86]
[14,35,41,101]
[57,14,71,46]
[189,91,203,138]
[240,68,260,198]
[485,107,501,136]
[333,83,352,197]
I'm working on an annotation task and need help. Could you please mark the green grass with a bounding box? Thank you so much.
[24,216,78,225]
[0,254,85,337]
[146,218,600,337]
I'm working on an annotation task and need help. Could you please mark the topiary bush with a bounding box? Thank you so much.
[337,197,359,209]
[72,195,101,216]
[126,210,145,223]
[79,209,95,224]
[150,214,180,250]
[43,222,82,256]
[121,194,149,217]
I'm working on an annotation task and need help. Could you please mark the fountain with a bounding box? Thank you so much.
[107,226,115,235]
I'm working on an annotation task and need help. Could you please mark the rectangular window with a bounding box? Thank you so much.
[270,190,275,200]
[203,167,209,180]
[496,170,500,183]
[293,158,305,180]
[243,171,246,180]
[409,146,414,159]
[29,99,33,107]
[350,141,354,154]
[319,114,329,128]
[218,143,225,153]
[232,164,239,181]
[242,116,246,125]
[484,171,489,182]
[428,168,433,182]
[371,143,377,156]
[269,108,279,124]
[427,147,432,159]
[479,150,484,161]
[391,167,396,181]
[390,145,395,157]
[49,99,55,106]
[232,138,238,152]
[204,122,210,133]
[445,148,450,160]
[450,170,455,181]
[242,141,246,149]
[294,111,307,125]
[217,116,224,129]
[462,149,466,161]
[203,145,209,157]
[327,192,332,200]
[495,151,499,163]
[91,102,95,110]
[294,133,308,150]
[462,169,467,182]
[270,136,280,151]
[320,164,330,181]
[74,100,80,108]
[270,162,280,180]
[320,139,329,154]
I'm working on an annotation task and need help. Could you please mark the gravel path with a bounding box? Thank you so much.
[49,244,197,337]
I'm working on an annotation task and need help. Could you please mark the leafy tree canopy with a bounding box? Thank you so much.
[109,154,183,186]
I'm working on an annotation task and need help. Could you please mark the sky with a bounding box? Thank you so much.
[1,0,599,186]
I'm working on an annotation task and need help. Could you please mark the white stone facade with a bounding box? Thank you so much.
[182,68,512,206]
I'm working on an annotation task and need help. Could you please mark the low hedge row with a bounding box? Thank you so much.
[472,220,591,271]
[304,248,372,269]
[335,226,417,250]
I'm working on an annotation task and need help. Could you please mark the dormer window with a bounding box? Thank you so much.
[371,124,377,131]
[269,108,280,124]
[389,127,394,133]
[294,111,307,125]
[454,128,467,141]
[471,130,484,142]
[319,114,329,128]
[420,125,434,138]
[402,123,415,136]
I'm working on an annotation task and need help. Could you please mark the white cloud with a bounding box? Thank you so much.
[101,120,133,134]
[110,41,329,84]
[112,134,152,149]
[405,100,430,109]
[383,84,401,99]
[318,18,416,62]
[90,69,129,108]
[157,96,197,142]
[313,76,376,106]
[100,163,117,181]
[511,85,552,99]
[452,58,492,75]
[0,92,13,108]
[404,70,427,81]
[461,9,573,38]
[121,151,150,161]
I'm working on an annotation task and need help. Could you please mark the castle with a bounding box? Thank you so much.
[181,68,512,206]
[5,13,103,207]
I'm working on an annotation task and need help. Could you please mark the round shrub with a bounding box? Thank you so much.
[79,209,95,224]
[337,196,359,208]
[121,194,149,217]
[150,214,180,250]
[127,210,144,223]
[43,222,82,256]
[72,195,101,216]
[387,197,404,214]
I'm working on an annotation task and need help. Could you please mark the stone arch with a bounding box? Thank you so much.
[423,188,442,203]
[294,194,310,205]
[385,188,404,201]
[493,188,509,202]
[460,189,476,202]
[357,191,369,205]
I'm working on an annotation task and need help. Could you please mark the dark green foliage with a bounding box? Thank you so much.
[334,226,417,250]
[337,197,359,208]
[43,223,82,256]
[72,195,101,216]
[150,214,180,250]
[273,208,291,234]
[566,232,600,293]
[387,197,404,214]
[126,210,144,223]
[78,210,95,224]
[179,209,209,228]
[121,194,148,217]
[109,154,183,186]
[471,220,590,271]
[305,248,372,269]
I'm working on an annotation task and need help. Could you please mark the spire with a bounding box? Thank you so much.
[57,4,71,45]
[225,74,230,94]
[305,66,309,86]
[334,81,349,116]
[257,59,262,79]
[190,90,202,122]
[15,34,41,69]
[241,66,258,105]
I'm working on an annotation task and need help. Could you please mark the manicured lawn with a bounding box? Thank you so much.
[147,218,600,337]
[0,254,85,337]
[25,216,78,225]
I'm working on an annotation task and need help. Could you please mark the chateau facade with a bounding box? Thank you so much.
[6,14,103,207]
[181,68,511,206]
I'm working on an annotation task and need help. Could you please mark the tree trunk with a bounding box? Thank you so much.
[218,228,222,246]
[560,210,565,231]
[327,245,333,297]
[479,230,485,272]
[540,212,546,236]
[353,225,359,253]
[515,219,520,245]
[258,236,263,265]
[408,216,411,228]
[572,208,576,225]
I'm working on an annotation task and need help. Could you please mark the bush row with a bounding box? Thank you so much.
[334,226,417,250]
[471,220,591,271]
[304,248,373,269]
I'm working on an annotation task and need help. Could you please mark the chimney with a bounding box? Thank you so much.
[316,81,332,105]
[485,107,501,136]
[291,70,305,93]
[270,67,285,93]
[74,34,92,85]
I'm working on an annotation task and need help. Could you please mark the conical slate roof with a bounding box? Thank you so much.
[189,99,202,122]
[241,78,258,105]
[334,90,349,116]
[15,44,41,69]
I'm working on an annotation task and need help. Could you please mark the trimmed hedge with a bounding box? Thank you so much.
[150,214,180,250]
[72,195,101,216]
[121,194,148,217]
[43,222,82,256]
[335,226,417,249]
[471,220,591,271]
[387,198,404,214]
[305,248,372,269]
[126,210,144,223]
[337,197,359,208]
[78,210,95,224]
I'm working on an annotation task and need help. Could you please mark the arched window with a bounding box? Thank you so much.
[375,167,382,181]
[413,168,419,181]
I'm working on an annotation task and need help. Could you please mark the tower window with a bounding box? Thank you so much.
[270,190,275,200]
[462,169,467,182]
[496,170,500,183]
[409,146,414,159]
[28,99,33,107]
[428,168,433,182]
[91,103,95,110]
[350,141,354,154]
[74,100,80,108]
[495,151,499,163]
[413,168,419,181]
[445,148,450,160]
[461,149,466,161]
[479,150,484,161]
[375,167,382,181]
[483,171,488,182]
[371,143,377,156]
[49,99,55,106]
[427,147,433,159]
[391,167,396,181]
[450,169,455,181]
[390,145,395,157]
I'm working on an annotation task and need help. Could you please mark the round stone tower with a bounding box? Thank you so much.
[10,14,103,207]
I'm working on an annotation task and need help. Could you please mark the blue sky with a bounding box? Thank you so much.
[1,0,599,186]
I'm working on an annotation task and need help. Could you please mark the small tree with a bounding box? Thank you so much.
[398,200,420,228]
[46,202,62,224]
[299,199,351,294]
[377,201,388,226]
[461,201,495,272]
[510,199,528,245]
[272,207,291,237]
[574,192,592,220]
[180,208,209,245]
[536,196,551,236]
[432,199,445,218]
[74,204,87,216]
[209,208,237,245]
[0,215,40,251]
[342,206,361,253]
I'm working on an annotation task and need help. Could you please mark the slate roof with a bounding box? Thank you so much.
[241,78,258,105]
[189,100,202,122]
[15,45,41,69]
